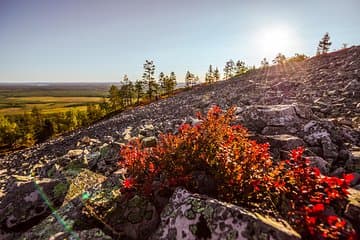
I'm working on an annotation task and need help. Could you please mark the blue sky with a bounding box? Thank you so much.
[0,0,359,82]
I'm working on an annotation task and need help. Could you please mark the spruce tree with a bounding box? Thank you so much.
[235,60,247,75]
[272,53,286,64]
[205,65,215,84]
[134,80,144,104]
[318,32,331,54]
[223,60,235,79]
[260,58,269,68]
[214,67,220,81]
[142,60,156,100]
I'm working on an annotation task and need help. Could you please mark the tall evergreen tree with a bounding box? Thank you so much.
[134,80,144,104]
[108,85,120,110]
[205,65,215,84]
[214,67,220,81]
[223,59,235,79]
[159,72,166,95]
[169,71,177,92]
[235,60,247,75]
[260,58,269,68]
[318,32,331,54]
[142,60,156,100]
[185,71,197,88]
[272,53,286,64]
[120,74,134,107]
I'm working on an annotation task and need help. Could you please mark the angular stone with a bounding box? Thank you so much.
[151,188,301,240]
[345,188,360,234]
[0,177,67,233]
[265,134,305,151]
[308,156,330,175]
[345,149,360,172]
[141,136,157,148]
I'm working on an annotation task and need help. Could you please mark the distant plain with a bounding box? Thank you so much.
[0,82,114,115]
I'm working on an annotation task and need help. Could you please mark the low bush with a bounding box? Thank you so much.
[119,106,356,239]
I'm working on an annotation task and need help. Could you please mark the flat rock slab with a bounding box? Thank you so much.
[0,177,67,233]
[151,188,301,240]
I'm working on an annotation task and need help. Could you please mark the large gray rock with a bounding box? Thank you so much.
[345,188,360,234]
[151,188,301,240]
[239,104,307,131]
[0,176,67,234]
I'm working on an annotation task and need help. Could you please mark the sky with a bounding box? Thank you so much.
[0,0,359,83]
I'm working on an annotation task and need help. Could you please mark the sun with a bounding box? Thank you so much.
[255,25,299,58]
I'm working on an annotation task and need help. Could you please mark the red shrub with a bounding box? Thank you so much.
[118,106,356,239]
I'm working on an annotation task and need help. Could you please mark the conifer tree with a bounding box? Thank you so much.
[108,85,120,110]
[318,32,332,54]
[214,67,220,81]
[142,60,156,100]
[185,71,198,88]
[134,80,144,104]
[169,71,177,92]
[223,59,235,79]
[205,65,215,84]
[235,60,247,75]
[272,53,286,64]
[261,58,269,68]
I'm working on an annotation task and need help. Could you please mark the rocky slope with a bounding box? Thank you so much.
[1,46,359,239]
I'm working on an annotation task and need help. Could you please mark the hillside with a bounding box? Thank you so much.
[1,46,360,239]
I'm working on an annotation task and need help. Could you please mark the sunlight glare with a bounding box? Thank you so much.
[254,25,299,58]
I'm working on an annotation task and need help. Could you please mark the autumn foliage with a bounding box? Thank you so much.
[119,106,356,239]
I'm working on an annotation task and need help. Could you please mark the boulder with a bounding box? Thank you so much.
[0,177,67,233]
[142,136,157,148]
[345,188,360,234]
[345,148,360,172]
[151,188,301,240]
[308,156,330,175]
[239,104,308,132]
[264,134,305,159]
[19,169,109,240]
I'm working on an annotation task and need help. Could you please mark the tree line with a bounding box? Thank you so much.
[0,33,345,152]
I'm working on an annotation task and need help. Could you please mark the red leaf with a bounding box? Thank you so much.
[344,173,355,185]
[123,178,134,189]
[312,203,325,213]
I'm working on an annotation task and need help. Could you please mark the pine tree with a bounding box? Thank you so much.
[142,60,156,100]
[185,71,193,88]
[235,60,247,75]
[214,67,220,81]
[223,59,235,79]
[318,32,331,54]
[260,58,269,68]
[169,72,177,93]
[108,85,120,110]
[205,65,215,84]
[120,74,134,106]
[134,80,144,104]
[159,72,166,95]
[272,53,286,64]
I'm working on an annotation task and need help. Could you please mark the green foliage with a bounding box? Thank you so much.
[287,53,309,63]
[0,115,19,146]
[119,106,356,239]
